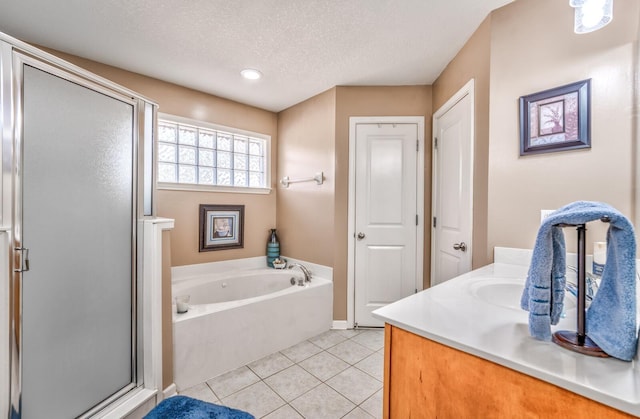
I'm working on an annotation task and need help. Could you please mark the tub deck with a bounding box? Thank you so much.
[172,259,333,390]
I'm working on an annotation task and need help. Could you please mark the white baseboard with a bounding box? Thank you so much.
[163,383,177,398]
[332,320,348,330]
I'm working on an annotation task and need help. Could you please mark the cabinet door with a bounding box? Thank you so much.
[19,63,136,419]
[385,325,634,418]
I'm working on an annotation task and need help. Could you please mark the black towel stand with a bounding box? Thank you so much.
[551,217,610,357]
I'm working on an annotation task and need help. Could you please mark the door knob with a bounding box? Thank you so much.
[357,232,366,240]
[453,242,467,252]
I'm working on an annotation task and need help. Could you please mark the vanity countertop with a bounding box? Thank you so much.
[372,261,640,416]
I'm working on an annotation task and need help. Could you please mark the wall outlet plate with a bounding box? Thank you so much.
[540,209,556,224]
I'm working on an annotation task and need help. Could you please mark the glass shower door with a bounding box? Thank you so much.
[18,63,136,418]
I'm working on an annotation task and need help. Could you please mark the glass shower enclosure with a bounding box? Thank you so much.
[1,33,157,418]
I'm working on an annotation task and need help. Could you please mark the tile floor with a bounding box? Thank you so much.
[178,328,385,418]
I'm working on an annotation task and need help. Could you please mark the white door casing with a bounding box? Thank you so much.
[431,79,474,287]
[347,117,424,328]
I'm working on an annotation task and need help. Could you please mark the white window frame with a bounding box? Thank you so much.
[156,113,271,194]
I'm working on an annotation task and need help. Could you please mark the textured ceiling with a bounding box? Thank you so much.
[0,0,513,112]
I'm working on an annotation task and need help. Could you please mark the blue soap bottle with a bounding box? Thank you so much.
[267,228,280,268]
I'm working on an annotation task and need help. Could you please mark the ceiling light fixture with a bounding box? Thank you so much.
[240,68,262,80]
[570,0,613,34]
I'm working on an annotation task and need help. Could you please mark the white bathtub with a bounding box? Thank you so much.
[171,258,333,391]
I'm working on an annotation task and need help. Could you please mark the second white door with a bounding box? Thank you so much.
[354,121,420,327]
[431,83,474,287]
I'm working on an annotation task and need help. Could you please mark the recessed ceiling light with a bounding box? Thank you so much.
[241,69,262,80]
[571,0,613,34]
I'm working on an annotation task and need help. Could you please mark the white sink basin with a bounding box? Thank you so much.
[469,278,576,311]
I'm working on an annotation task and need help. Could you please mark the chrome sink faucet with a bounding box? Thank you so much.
[288,263,312,284]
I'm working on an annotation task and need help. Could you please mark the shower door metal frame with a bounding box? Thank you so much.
[1,34,157,418]
[0,40,13,419]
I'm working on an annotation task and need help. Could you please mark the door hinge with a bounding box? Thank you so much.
[416,214,419,226]
[435,137,438,149]
[433,217,437,228]
[416,139,419,152]
[415,288,418,294]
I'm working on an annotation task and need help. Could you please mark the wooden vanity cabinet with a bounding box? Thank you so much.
[383,324,634,418]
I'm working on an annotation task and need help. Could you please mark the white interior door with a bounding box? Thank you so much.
[432,82,474,287]
[353,122,420,327]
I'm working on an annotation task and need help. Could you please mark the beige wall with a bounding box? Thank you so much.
[161,230,172,389]
[43,49,279,267]
[487,0,639,257]
[334,86,432,319]
[432,0,639,264]
[37,0,640,385]
[433,16,492,271]
[277,89,336,267]
[277,85,431,320]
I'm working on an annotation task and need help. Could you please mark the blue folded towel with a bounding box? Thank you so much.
[145,395,255,419]
[520,201,638,361]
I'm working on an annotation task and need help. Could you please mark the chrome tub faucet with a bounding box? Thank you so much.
[288,263,312,285]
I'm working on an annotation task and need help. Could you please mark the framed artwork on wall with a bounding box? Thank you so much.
[199,204,244,251]
[519,79,591,156]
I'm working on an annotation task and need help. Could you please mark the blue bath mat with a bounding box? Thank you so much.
[144,395,254,419]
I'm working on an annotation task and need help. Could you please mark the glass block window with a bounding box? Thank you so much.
[157,116,268,189]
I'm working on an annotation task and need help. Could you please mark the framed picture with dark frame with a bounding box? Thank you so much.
[519,79,591,156]
[199,204,244,252]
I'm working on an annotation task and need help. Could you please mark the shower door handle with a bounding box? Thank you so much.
[15,247,30,272]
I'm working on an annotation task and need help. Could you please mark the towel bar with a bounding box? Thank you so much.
[280,171,324,188]
[552,218,610,357]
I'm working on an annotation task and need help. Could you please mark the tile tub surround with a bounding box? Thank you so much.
[178,329,384,418]
[373,252,640,417]
[172,257,333,391]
